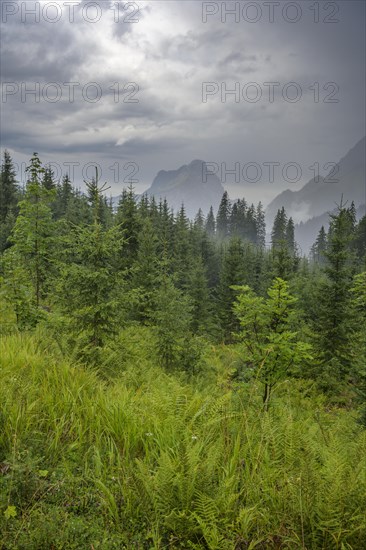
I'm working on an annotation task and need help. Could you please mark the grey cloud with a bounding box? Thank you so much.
[0,0,365,205]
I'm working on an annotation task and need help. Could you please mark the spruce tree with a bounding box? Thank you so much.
[205,206,215,236]
[56,170,124,364]
[271,207,294,279]
[350,272,366,424]
[311,226,327,265]
[186,256,212,335]
[131,217,161,322]
[245,204,257,243]
[271,207,287,247]
[172,205,192,287]
[216,191,231,239]
[256,202,266,248]
[353,215,366,268]
[42,166,56,190]
[233,278,312,408]
[194,208,205,230]
[0,150,19,252]
[53,174,74,220]
[217,237,246,340]
[286,217,296,254]
[314,205,356,375]
[5,153,55,308]
[152,276,196,371]
[229,200,240,237]
[156,198,174,255]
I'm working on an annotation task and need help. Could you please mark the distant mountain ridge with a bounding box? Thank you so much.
[295,203,366,255]
[143,159,225,218]
[266,136,366,253]
[266,137,365,223]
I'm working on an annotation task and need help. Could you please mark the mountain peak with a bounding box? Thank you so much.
[144,160,225,218]
[266,136,366,253]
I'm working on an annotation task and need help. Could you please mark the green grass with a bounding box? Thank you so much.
[0,330,365,549]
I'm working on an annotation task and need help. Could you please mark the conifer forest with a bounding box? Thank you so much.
[0,150,365,549]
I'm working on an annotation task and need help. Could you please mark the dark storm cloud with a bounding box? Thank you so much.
[0,0,365,200]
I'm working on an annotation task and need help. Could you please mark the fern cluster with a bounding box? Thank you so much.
[1,330,365,549]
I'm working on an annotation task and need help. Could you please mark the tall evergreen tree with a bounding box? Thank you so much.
[42,166,56,190]
[271,207,287,247]
[271,207,294,279]
[56,171,124,364]
[229,200,240,238]
[172,205,192,287]
[353,215,366,268]
[54,174,74,219]
[314,205,356,375]
[186,256,211,335]
[286,217,295,254]
[311,226,327,265]
[256,202,266,248]
[0,150,19,252]
[194,208,205,230]
[5,153,55,308]
[205,206,215,236]
[216,191,231,240]
[217,237,246,340]
[131,217,161,322]
[152,276,195,371]
[245,204,257,243]
[350,271,366,424]
[115,184,141,268]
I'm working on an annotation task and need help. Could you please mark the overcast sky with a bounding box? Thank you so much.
[1,0,365,205]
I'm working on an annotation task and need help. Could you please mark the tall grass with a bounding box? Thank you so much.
[1,331,365,549]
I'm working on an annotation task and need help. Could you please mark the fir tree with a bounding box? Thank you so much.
[233,278,312,408]
[131,217,161,322]
[5,153,55,308]
[350,271,366,424]
[245,204,257,243]
[286,217,296,254]
[172,204,192,287]
[152,276,195,371]
[42,166,56,190]
[271,207,294,279]
[256,202,266,248]
[56,170,124,363]
[311,226,327,265]
[353,215,366,267]
[55,174,74,219]
[205,206,215,236]
[229,200,240,238]
[216,191,231,239]
[314,205,357,375]
[0,150,19,252]
[194,208,205,230]
[271,207,287,247]
[217,237,246,340]
[186,256,212,335]
[113,186,140,270]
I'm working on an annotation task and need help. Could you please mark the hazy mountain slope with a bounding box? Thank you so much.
[295,203,366,255]
[266,136,366,226]
[265,136,366,254]
[143,159,225,218]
